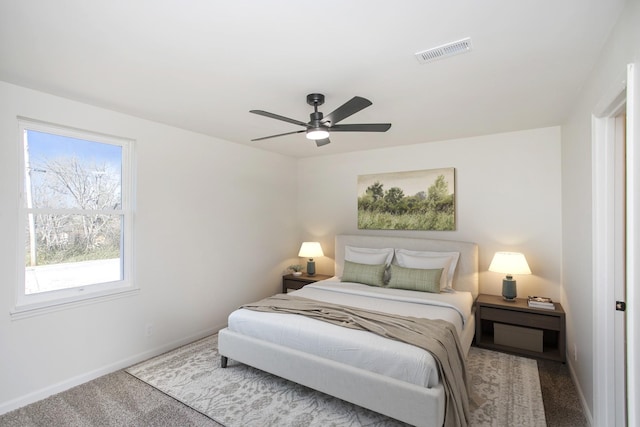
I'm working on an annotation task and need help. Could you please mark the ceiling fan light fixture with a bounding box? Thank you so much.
[250,94,391,146]
[306,128,330,140]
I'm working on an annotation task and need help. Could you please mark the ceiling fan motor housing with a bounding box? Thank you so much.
[309,111,324,127]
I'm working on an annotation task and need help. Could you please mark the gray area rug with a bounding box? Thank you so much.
[126,335,546,427]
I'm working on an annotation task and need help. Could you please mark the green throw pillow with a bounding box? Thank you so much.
[388,264,443,293]
[341,260,386,287]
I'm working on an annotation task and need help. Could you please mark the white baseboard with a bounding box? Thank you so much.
[0,325,223,416]
[566,359,593,427]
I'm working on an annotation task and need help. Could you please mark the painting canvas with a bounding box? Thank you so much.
[357,168,455,231]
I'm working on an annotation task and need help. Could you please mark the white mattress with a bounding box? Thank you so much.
[226,279,474,388]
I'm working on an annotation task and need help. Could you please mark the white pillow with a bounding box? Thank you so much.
[394,249,460,290]
[345,246,394,266]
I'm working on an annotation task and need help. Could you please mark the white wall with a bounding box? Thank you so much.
[297,127,562,299]
[0,81,299,412]
[561,0,640,421]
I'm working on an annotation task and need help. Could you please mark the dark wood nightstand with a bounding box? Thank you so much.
[282,273,332,293]
[475,293,566,362]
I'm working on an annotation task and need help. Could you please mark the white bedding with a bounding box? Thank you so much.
[226,278,474,388]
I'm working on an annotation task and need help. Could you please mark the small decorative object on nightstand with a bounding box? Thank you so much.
[488,251,532,301]
[298,242,324,276]
[282,273,332,293]
[288,264,303,276]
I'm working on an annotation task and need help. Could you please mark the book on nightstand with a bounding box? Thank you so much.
[528,296,555,310]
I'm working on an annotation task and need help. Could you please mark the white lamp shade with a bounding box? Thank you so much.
[298,242,324,258]
[488,252,531,275]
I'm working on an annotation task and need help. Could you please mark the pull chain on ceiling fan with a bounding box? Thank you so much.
[250,93,391,147]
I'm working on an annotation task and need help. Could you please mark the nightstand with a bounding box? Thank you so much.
[475,293,566,362]
[282,274,332,293]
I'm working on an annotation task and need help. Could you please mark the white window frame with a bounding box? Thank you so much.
[12,117,136,318]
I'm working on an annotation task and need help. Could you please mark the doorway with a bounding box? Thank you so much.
[592,63,639,426]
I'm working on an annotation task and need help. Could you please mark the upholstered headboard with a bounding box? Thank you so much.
[335,234,479,299]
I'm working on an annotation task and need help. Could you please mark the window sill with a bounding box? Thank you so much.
[10,287,140,320]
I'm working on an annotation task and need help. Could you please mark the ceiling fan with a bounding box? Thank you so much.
[250,93,391,147]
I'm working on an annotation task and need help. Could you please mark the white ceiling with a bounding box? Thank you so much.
[0,1,625,158]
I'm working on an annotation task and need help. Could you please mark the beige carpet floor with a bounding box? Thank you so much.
[0,335,588,426]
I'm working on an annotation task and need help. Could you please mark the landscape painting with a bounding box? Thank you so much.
[357,168,455,231]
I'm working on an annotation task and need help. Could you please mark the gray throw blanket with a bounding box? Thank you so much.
[241,294,470,427]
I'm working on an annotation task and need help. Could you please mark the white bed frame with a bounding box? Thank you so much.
[218,234,478,427]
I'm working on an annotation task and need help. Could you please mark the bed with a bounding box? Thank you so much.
[218,234,478,427]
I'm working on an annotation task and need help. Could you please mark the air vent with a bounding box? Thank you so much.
[415,37,473,64]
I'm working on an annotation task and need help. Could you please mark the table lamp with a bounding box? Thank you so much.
[488,251,531,301]
[298,242,324,276]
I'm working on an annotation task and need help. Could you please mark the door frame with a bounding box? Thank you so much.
[625,62,639,427]
[592,63,639,426]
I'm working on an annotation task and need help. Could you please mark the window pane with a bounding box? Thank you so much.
[24,130,122,210]
[16,120,133,315]
[24,213,123,294]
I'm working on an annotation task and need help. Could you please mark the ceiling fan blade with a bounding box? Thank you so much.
[322,96,372,126]
[250,110,310,128]
[315,138,331,147]
[330,123,392,132]
[251,129,305,141]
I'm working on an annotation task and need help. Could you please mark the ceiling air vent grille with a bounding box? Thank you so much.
[415,37,473,64]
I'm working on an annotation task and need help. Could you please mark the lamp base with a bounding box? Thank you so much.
[306,260,316,276]
[501,277,517,301]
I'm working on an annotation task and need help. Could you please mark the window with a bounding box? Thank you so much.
[14,118,135,316]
